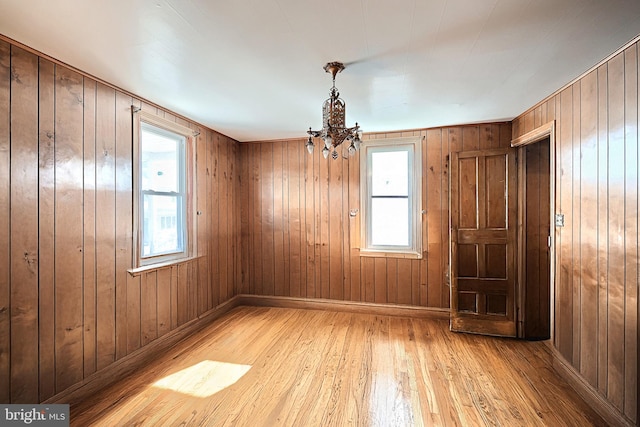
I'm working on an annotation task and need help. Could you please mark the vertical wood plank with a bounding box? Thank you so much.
[623,45,638,421]
[373,258,386,304]
[141,271,158,346]
[342,151,351,302]
[557,86,574,363]
[348,146,360,302]
[273,142,285,296]
[607,52,625,411]
[289,142,302,298]
[177,263,188,326]
[426,129,443,307]
[310,141,320,299]
[95,82,116,371]
[240,143,250,295]
[397,259,412,305]
[210,134,220,305]
[261,144,275,296]
[0,39,10,403]
[82,77,98,380]
[329,155,344,300]
[114,91,133,360]
[9,46,39,403]
[596,63,609,395]
[579,70,598,386]
[319,150,330,299]
[571,81,582,369]
[37,58,56,401]
[225,138,235,301]
[249,142,260,295]
[196,131,209,314]
[419,130,428,307]
[170,265,178,330]
[126,273,140,354]
[282,142,291,297]
[54,66,85,393]
[362,257,375,303]
[385,259,397,305]
[156,268,171,337]
[411,259,421,306]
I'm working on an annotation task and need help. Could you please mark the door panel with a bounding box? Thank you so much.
[450,148,517,337]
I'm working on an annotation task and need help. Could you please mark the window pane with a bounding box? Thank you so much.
[371,150,408,196]
[142,194,183,256]
[141,126,182,192]
[371,198,409,246]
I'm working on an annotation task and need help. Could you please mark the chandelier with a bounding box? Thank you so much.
[306,62,362,160]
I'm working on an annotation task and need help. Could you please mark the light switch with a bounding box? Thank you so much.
[555,213,565,227]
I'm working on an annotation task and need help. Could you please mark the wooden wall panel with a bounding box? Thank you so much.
[54,66,85,392]
[579,70,598,386]
[0,39,241,404]
[512,41,639,425]
[0,39,10,405]
[82,77,98,380]
[622,45,638,422]
[38,58,56,402]
[241,123,512,310]
[95,82,117,371]
[10,46,39,403]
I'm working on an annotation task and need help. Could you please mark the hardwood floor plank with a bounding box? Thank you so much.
[70,307,606,426]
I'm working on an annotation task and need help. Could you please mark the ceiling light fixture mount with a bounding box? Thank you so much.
[306,61,362,160]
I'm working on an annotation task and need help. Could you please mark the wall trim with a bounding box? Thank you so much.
[551,346,634,427]
[236,294,451,320]
[45,296,243,406]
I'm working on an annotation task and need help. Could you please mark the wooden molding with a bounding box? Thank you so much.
[511,120,555,147]
[551,347,634,427]
[45,296,242,406]
[236,294,450,320]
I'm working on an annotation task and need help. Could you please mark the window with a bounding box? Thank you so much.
[133,110,195,267]
[360,137,422,258]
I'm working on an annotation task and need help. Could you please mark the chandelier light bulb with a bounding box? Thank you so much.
[322,146,330,159]
[306,137,314,154]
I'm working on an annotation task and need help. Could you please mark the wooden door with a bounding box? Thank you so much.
[450,148,517,336]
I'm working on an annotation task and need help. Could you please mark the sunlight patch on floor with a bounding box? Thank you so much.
[153,360,252,398]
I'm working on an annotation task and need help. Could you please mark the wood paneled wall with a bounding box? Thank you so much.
[512,41,638,424]
[0,40,241,403]
[239,124,512,309]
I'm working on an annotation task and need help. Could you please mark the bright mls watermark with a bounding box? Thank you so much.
[1,405,69,426]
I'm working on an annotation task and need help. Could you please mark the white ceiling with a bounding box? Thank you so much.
[1,1,639,142]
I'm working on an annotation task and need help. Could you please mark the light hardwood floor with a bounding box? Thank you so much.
[70,306,605,426]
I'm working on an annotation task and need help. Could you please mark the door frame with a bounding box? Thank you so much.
[511,121,556,340]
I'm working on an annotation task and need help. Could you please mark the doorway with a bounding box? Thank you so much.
[522,138,551,339]
[512,121,556,341]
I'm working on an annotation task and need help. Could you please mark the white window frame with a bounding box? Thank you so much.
[360,137,422,259]
[132,109,197,268]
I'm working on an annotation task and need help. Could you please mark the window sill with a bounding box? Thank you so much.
[358,249,422,260]
[127,255,202,277]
